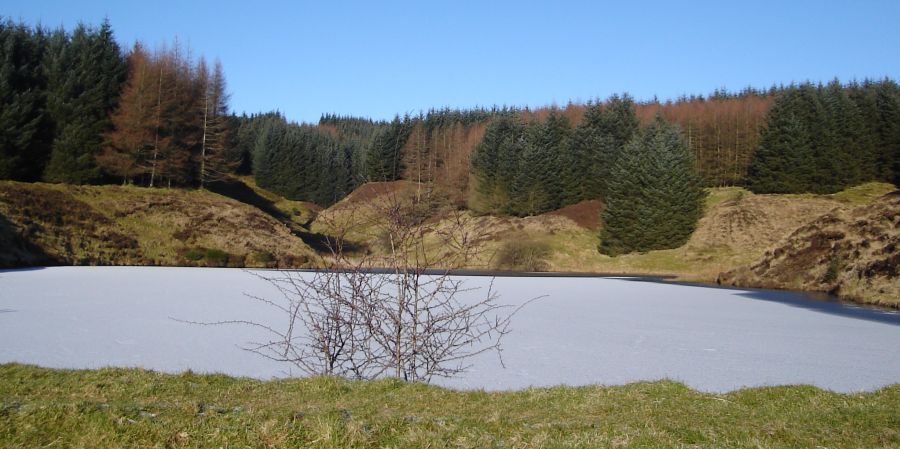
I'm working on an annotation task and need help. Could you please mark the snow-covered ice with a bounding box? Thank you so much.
[1,266,898,393]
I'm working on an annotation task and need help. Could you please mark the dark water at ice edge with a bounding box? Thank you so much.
[276,266,900,325]
[0,266,898,393]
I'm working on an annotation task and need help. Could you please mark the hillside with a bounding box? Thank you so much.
[720,191,899,307]
[312,181,898,306]
[0,181,315,268]
[1,178,896,306]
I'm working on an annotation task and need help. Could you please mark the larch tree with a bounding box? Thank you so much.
[198,59,234,188]
[98,43,155,183]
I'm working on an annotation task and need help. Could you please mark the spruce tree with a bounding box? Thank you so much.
[599,117,705,255]
[471,112,527,213]
[567,102,601,201]
[0,19,51,181]
[43,20,126,183]
[198,59,235,188]
[471,114,505,208]
[366,116,411,181]
[872,80,900,185]
[747,85,821,193]
[509,133,551,216]
[569,94,638,201]
[822,79,869,188]
[535,110,571,208]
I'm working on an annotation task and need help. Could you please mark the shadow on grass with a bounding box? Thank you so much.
[291,228,369,254]
[206,179,370,256]
[206,179,290,222]
[0,213,58,269]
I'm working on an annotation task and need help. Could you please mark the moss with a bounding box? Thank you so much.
[253,250,275,264]
[184,248,205,261]
[828,182,897,205]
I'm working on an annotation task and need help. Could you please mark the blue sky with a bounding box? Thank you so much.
[4,0,899,123]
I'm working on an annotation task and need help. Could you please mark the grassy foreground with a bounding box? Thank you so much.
[1,364,897,448]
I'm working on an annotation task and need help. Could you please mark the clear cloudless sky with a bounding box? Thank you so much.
[3,0,899,123]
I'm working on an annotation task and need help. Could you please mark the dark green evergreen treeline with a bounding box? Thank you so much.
[240,113,385,206]
[471,96,639,216]
[366,115,413,182]
[0,18,240,188]
[245,108,500,206]
[1,17,898,224]
[472,99,705,254]
[0,18,125,183]
[748,79,900,193]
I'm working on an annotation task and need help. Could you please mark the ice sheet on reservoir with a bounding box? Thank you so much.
[1,266,898,393]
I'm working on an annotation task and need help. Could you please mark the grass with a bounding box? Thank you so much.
[236,175,320,226]
[828,181,897,204]
[781,181,897,205]
[312,183,889,281]
[1,364,898,448]
[0,180,316,268]
[704,185,748,208]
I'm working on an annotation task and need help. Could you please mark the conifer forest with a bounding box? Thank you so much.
[1,18,899,254]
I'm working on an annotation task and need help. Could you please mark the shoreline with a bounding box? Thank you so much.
[3,264,898,316]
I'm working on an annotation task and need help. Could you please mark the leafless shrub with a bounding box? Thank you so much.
[183,187,541,382]
[495,239,552,272]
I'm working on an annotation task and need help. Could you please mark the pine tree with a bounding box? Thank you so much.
[600,117,706,255]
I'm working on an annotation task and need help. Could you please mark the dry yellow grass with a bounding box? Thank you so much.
[312,181,897,305]
[2,177,894,304]
[722,190,900,307]
[0,181,315,268]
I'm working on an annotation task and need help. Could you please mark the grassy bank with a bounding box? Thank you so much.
[2,178,896,305]
[0,180,315,268]
[1,364,898,448]
[312,181,898,306]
